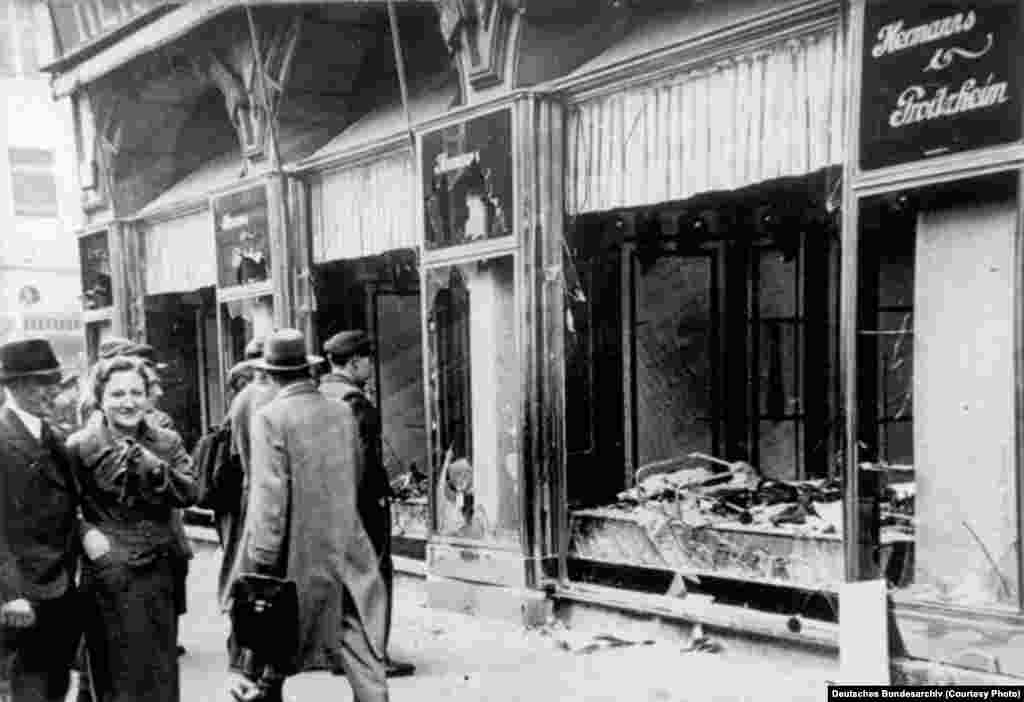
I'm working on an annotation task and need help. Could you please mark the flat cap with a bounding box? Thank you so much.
[324,330,374,359]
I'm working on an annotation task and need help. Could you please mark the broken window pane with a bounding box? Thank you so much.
[862,184,1020,612]
[634,254,715,470]
[427,255,520,546]
[221,295,273,371]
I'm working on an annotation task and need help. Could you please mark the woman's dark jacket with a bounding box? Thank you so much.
[66,413,199,567]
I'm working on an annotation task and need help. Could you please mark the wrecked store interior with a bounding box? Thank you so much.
[562,169,914,618]
[857,173,1019,613]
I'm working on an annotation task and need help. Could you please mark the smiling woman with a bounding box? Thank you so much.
[98,360,150,434]
[66,355,199,702]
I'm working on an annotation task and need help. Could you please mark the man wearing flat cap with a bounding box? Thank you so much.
[230,328,389,702]
[321,331,412,678]
[0,338,82,701]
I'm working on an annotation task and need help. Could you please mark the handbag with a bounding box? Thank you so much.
[228,574,299,669]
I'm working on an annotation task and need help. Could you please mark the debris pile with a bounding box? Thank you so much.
[609,454,845,537]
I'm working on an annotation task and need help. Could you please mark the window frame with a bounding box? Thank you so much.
[8,146,59,218]
[0,0,41,78]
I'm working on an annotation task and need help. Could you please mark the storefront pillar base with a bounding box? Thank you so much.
[425,575,551,627]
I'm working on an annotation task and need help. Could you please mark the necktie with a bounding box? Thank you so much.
[40,420,59,453]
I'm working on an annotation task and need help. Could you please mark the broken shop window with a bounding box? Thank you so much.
[858,178,1020,610]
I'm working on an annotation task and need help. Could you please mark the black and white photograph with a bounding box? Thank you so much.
[2,1,1024,701]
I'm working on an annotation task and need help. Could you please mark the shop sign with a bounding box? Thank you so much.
[213,186,271,289]
[860,0,1020,170]
[79,231,112,310]
[421,109,513,250]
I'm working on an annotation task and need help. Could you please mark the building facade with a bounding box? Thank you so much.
[46,0,1024,684]
[1,0,82,371]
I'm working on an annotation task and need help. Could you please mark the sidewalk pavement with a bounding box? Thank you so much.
[176,536,833,702]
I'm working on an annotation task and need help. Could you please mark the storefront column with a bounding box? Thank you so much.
[515,94,568,588]
[535,96,567,585]
[121,219,147,342]
[288,177,315,347]
[267,173,294,329]
[515,96,540,587]
[106,220,131,338]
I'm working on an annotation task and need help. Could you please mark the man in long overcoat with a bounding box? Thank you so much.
[237,329,389,702]
[0,339,82,702]
[320,330,414,678]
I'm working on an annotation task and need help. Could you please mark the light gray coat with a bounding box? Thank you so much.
[243,380,388,672]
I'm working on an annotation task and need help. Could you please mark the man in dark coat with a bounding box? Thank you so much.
[320,330,413,678]
[233,329,389,702]
[219,338,277,609]
[0,338,82,702]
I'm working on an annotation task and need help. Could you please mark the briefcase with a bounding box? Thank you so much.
[228,574,299,668]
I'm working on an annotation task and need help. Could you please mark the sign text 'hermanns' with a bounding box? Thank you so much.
[859,1,1020,170]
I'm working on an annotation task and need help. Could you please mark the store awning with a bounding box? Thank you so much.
[142,207,218,295]
[562,8,845,214]
[45,0,432,98]
[304,70,456,263]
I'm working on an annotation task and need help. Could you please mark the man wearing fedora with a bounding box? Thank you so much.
[231,329,389,702]
[321,330,413,679]
[0,338,82,702]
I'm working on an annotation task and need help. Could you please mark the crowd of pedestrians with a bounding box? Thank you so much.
[0,325,410,702]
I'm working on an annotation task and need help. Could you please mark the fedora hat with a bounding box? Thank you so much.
[251,328,323,373]
[0,338,63,381]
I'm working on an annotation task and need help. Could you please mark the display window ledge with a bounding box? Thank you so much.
[891,594,1024,627]
[551,580,838,653]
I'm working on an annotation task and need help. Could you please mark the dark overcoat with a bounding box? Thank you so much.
[318,374,393,558]
[67,414,198,702]
[243,380,388,673]
[0,406,79,605]
[0,405,81,698]
[318,373,394,646]
[218,378,277,608]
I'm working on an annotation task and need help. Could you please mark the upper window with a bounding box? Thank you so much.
[0,0,40,77]
[9,147,58,217]
[421,110,513,250]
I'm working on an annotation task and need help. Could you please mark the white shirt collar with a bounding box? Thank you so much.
[5,388,42,441]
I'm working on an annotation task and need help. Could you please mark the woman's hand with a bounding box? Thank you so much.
[131,442,167,479]
[83,528,111,561]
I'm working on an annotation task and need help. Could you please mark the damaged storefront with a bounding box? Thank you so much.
[550,4,858,634]
[50,0,1024,680]
[292,72,459,559]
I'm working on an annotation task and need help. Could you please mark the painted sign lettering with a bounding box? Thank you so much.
[860,1,1019,170]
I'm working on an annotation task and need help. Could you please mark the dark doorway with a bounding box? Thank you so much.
[145,286,215,451]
